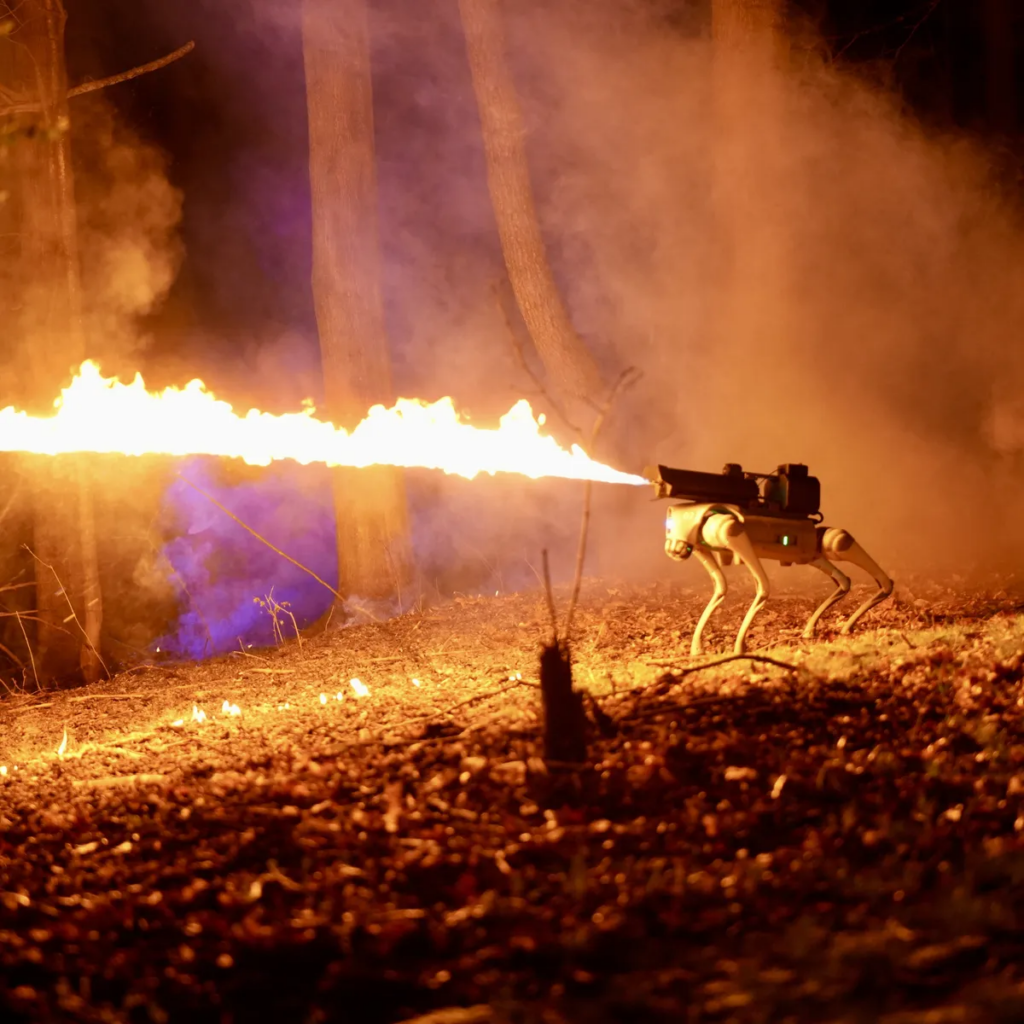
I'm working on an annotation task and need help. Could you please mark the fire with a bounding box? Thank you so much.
[0,361,646,485]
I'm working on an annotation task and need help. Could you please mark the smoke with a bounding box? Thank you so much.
[82,0,1024,660]
[480,0,1024,582]
[71,97,184,374]
[156,459,337,658]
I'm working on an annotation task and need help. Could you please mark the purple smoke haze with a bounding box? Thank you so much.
[157,458,337,658]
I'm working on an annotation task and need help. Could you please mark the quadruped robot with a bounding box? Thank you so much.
[646,462,894,656]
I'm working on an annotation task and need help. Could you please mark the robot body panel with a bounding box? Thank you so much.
[649,464,893,656]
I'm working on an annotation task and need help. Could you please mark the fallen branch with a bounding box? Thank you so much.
[0,41,196,116]
[67,693,148,702]
[73,773,169,790]
[645,652,808,677]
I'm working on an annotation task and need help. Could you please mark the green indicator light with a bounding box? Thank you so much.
[782,536,790,546]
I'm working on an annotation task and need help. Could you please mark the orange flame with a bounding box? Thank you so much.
[0,361,645,486]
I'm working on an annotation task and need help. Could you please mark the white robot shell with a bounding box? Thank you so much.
[664,501,893,657]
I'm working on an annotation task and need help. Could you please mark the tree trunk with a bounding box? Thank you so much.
[981,0,1017,135]
[457,0,606,408]
[709,0,791,434]
[301,0,411,602]
[4,0,102,683]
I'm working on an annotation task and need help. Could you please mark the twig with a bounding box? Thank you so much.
[0,481,20,530]
[73,773,168,790]
[563,366,641,640]
[890,0,943,65]
[442,678,538,717]
[177,474,345,604]
[69,41,196,98]
[67,692,148,702]
[13,610,36,690]
[540,549,558,645]
[0,41,196,116]
[167,561,214,659]
[492,279,581,439]
[22,545,110,680]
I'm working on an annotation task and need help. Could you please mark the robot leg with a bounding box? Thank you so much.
[702,514,770,655]
[803,557,852,638]
[820,527,894,634]
[690,546,727,658]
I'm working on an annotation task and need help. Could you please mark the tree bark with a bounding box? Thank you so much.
[981,0,1017,136]
[709,0,791,426]
[302,0,411,601]
[3,0,103,683]
[457,0,606,407]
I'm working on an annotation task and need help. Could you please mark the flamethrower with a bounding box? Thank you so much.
[646,462,894,656]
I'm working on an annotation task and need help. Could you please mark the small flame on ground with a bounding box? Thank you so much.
[57,728,68,759]
[0,765,7,777]
[222,700,242,717]
[171,718,185,727]
[0,361,646,486]
[192,705,208,724]
[411,678,422,687]
[350,678,369,698]
[319,693,327,705]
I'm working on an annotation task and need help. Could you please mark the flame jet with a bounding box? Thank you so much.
[0,361,646,487]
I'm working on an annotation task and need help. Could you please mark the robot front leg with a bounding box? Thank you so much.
[820,527,894,634]
[690,546,727,658]
[803,557,852,638]
[702,514,770,655]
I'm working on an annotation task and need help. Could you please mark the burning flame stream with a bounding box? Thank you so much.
[0,362,646,486]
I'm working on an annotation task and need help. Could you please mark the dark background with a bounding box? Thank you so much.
[62,0,1022,401]
[53,0,1024,658]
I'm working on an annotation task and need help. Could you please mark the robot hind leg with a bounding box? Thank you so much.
[819,527,894,634]
[803,557,852,638]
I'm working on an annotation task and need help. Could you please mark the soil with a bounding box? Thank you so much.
[2,576,1024,1023]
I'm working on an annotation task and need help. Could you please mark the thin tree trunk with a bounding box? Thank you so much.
[302,0,411,601]
[981,0,1016,135]
[710,0,790,421]
[7,0,102,683]
[457,0,605,407]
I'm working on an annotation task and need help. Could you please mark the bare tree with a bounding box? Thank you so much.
[302,0,411,602]
[1,0,102,683]
[457,0,605,411]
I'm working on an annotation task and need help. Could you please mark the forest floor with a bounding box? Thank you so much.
[1,575,1024,1023]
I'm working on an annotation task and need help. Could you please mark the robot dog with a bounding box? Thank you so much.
[646,463,893,656]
